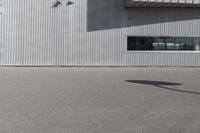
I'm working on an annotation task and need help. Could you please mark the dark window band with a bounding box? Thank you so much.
[127,37,200,51]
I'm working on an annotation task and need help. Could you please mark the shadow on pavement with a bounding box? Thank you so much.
[126,80,200,95]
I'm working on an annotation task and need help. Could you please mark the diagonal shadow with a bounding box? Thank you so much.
[126,80,200,95]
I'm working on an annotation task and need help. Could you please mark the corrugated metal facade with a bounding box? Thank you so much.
[0,0,200,66]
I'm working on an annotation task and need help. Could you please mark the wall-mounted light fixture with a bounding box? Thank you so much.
[52,0,61,7]
[66,1,74,6]
[52,0,74,8]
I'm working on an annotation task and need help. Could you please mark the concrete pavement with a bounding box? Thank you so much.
[0,67,200,133]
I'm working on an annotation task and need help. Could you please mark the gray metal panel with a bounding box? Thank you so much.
[0,0,200,66]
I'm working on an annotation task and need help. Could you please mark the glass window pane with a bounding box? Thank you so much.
[185,37,193,50]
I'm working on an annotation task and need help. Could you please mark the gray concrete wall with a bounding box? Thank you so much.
[0,0,200,66]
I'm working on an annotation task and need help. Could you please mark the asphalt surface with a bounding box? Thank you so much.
[0,67,200,133]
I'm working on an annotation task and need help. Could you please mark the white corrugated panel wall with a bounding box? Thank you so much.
[0,0,200,66]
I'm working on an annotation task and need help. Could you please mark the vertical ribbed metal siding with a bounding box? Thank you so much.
[0,0,200,66]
